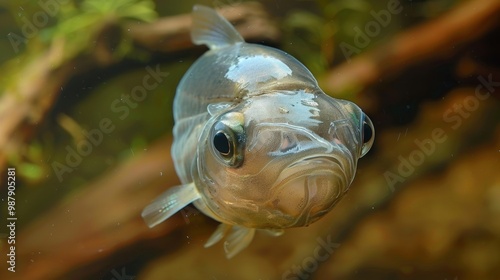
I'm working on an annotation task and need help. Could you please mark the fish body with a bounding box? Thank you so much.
[142,5,374,258]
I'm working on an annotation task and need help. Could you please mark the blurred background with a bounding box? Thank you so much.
[0,0,499,279]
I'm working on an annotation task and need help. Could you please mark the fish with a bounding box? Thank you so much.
[142,5,375,259]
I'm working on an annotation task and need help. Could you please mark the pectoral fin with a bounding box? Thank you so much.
[141,183,200,228]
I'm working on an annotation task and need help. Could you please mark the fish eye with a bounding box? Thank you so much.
[213,131,232,156]
[210,117,245,167]
[360,115,375,157]
[363,122,373,144]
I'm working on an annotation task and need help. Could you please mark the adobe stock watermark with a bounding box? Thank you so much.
[7,0,69,53]
[384,74,499,191]
[339,0,403,62]
[51,65,169,182]
[282,235,340,280]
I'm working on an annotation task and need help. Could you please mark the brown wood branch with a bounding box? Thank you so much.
[0,2,280,177]
[321,0,500,96]
[0,136,179,280]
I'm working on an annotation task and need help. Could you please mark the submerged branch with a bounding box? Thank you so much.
[322,0,500,98]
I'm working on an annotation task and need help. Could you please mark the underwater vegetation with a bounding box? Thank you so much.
[0,0,499,279]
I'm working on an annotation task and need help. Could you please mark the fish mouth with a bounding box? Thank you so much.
[270,155,352,227]
[278,155,349,193]
[287,155,344,171]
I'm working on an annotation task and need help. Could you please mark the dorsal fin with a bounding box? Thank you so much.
[191,5,245,50]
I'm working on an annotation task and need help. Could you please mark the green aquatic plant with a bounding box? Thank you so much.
[3,0,157,66]
[281,0,372,77]
[0,0,158,182]
[46,0,157,63]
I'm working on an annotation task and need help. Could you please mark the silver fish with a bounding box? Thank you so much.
[142,5,375,258]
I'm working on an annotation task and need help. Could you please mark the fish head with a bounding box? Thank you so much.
[195,90,374,228]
